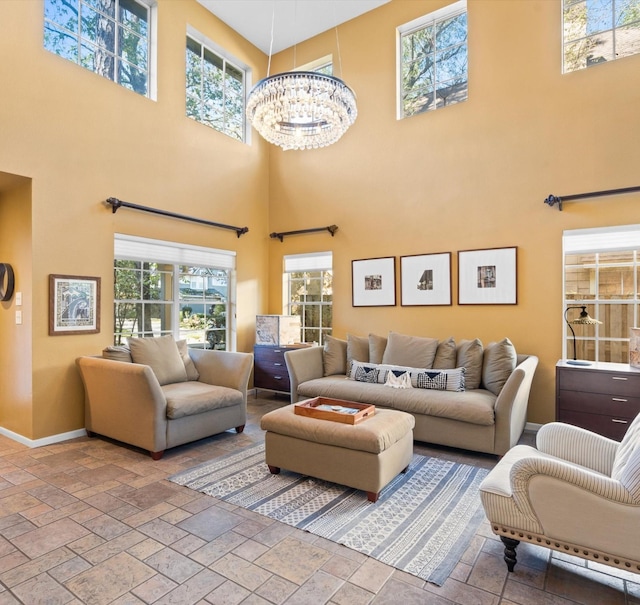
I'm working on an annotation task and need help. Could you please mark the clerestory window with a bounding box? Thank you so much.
[44,0,153,97]
[563,0,640,73]
[397,0,468,119]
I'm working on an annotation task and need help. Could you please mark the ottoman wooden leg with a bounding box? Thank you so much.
[366,491,379,503]
[268,465,281,474]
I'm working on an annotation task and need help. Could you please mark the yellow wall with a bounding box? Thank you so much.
[1,0,639,441]
[267,0,640,424]
[0,0,269,440]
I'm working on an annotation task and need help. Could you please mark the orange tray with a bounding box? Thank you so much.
[294,397,375,425]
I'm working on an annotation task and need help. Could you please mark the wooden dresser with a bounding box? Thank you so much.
[556,360,640,440]
[254,344,311,395]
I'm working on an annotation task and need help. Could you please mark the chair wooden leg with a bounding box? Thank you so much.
[235,425,245,433]
[500,536,520,572]
[268,465,280,474]
[150,450,164,460]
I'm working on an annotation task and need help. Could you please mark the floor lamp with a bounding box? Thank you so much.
[564,305,602,366]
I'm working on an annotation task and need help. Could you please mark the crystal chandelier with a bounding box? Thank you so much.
[246,71,357,151]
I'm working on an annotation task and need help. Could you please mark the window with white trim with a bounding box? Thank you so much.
[284,252,332,345]
[186,31,248,142]
[563,224,640,362]
[397,0,468,119]
[114,235,236,350]
[563,0,640,73]
[44,0,154,97]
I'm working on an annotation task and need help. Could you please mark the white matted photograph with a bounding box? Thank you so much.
[458,247,517,305]
[352,257,396,307]
[400,252,452,306]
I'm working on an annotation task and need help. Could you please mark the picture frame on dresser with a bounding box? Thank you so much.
[352,256,396,307]
[458,246,517,305]
[400,252,452,306]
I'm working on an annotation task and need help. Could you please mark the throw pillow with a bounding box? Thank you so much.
[102,345,132,363]
[412,367,466,392]
[176,339,200,381]
[433,337,456,369]
[128,335,188,386]
[456,339,483,390]
[323,336,347,376]
[348,360,380,383]
[347,334,370,366]
[381,332,439,368]
[369,333,388,364]
[482,338,517,395]
[384,369,413,389]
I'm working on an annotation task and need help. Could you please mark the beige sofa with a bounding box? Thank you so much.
[76,335,253,459]
[285,333,538,456]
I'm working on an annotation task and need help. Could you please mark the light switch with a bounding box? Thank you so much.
[15,310,22,325]
[15,291,22,306]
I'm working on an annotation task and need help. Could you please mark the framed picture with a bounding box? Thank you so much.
[400,252,452,306]
[352,257,396,307]
[49,274,101,335]
[630,328,640,369]
[458,247,517,305]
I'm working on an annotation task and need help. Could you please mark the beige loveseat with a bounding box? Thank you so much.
[77,335,253,459]
[285,333,538,456]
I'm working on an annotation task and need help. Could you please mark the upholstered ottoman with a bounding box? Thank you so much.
[260,404,415,502]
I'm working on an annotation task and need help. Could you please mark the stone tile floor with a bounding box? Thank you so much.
[0,393,638,604]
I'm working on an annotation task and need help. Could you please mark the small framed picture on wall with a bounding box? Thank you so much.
[352,257,396,307]
[400,252,452,306]
[49,274,101,335]
[458,247,517,305]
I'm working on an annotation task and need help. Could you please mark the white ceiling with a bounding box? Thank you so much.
[197,0,390,55]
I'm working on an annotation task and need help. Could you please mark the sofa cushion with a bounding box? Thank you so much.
[323,336,348,376]
[347,334,370,365]
[369,333,388,364]
[618,447,640,503]
[384,370,412,389]
[162,382,242,419]
[176,339,200,381]
[457,339,484,389]
[297,376,496,426]
[381,332,438,368]
[349,360,381,383]
[102,345,132,363]
[482,338,516,395]
[433,337,456,369]
[128,335,188,386]
[413,367,466,392]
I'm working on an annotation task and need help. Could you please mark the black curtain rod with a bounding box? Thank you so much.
[544,186,640,211]
[106,197,249,237]
[270,225,338,242]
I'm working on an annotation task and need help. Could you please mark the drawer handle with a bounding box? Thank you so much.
[274,350,282,353]
[611,419,629,424]
[274,363,282,366]
[611,376,628,381]
[274,375,283,380]
[612,398,628,402]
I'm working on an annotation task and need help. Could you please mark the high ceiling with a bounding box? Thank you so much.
[197,0,390,55]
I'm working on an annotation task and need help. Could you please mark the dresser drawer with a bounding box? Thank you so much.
[254,345,294,393]
[557,390,640,419]
[557,410,632,441]
[254,347,288,364]
[254,365,290,392]
[558,369,640,397]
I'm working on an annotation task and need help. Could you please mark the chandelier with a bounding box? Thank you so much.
[246,71,357,151]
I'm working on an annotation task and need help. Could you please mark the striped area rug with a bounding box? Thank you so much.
[168,443,489,586]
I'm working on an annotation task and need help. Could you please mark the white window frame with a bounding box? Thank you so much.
[186,26,251,144]
[114,234,237,350]
[396,0,468,120]
[283,252,333,346]
[562,0,640,73]
[44,0,158,99]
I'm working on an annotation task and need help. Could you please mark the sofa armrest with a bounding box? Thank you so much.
[76,356,168,454]
[284,346,325,403]
[188,349,253,401]
[536,422,619,475]
[493,354,539,455]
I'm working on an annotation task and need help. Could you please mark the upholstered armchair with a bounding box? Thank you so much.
[479,415,640,575]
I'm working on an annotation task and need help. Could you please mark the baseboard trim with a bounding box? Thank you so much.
[525,422,542,433]
[0,426,87,449]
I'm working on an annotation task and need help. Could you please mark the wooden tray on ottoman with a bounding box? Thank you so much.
[294,397,375,425]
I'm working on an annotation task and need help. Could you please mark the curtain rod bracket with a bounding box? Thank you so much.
[270,225,338,242]
[544,186,640,211]
[106,197,249,237]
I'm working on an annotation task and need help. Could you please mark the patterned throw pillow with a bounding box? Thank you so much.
[411,367,466,392]
[384,370,413,389]
[348,360,380,383]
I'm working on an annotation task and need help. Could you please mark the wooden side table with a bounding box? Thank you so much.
[556,360,640,440]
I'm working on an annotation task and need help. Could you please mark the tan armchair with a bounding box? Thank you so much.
[479,415,640,575]
[77,343,253,460]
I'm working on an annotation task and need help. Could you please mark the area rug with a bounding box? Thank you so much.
[168,443,489,586]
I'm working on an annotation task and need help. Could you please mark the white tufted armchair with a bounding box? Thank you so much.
[479,414,640,575]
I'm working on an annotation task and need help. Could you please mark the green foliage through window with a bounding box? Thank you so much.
[44,0,150,96]
[286,270,332,345]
